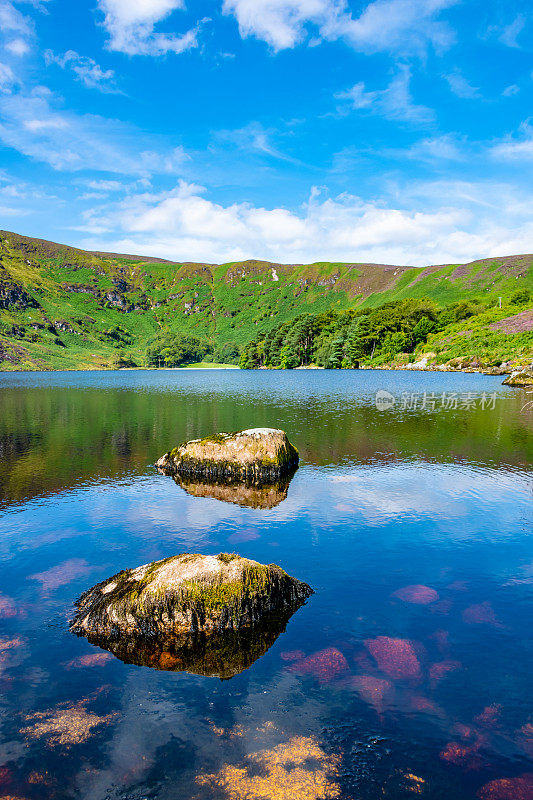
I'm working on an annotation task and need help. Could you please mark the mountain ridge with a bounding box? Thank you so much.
[0,228,531,370]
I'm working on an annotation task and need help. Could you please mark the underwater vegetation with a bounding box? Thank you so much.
[195,735,342,800]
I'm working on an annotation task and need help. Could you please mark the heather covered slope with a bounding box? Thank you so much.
[0,229,531,370]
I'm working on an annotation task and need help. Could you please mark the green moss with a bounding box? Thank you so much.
[217,553,238,563]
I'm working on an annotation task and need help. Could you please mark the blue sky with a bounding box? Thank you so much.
[0,0,531,265]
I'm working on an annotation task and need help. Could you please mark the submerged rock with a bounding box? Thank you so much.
[503,366,533,386]
[175,473,295,509]
[156,428,299,483]
[70,553,312,640]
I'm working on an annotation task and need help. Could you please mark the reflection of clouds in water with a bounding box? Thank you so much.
[0,464,529,565]
[306,465,531,534]
[73,662,330,800]
[28,559,96,592]
[75,672,208,800]
[328,466,526,523]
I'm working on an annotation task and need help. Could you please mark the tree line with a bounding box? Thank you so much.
[238,298,488,369]
[146,332,240,367]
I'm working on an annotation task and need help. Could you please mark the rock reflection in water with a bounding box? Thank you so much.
[175,471,296,509]
[82,605,304,680]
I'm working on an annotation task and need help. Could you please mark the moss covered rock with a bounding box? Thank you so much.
[155,428,299,482]
[70,553,312,639]
[503,366,533,386]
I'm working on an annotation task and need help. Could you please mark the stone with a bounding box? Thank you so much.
[156,428,299,483]
[503,366,533,386]
[70,553,312,639]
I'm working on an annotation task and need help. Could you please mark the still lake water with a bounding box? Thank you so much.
[0,369,531,800]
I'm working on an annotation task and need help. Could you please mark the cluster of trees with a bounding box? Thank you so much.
[239,298,486,369]
[510,288,530,305]
[146,333,212,367]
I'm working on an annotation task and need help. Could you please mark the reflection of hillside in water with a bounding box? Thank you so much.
[175,472,296,509]
[0,374,530,508]
[82,605,305,679]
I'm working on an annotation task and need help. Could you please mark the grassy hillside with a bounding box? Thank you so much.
[0,229,531,370]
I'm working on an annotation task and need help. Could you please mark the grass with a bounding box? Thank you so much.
[1,229,532,370]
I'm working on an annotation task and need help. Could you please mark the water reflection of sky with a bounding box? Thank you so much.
[0,371,531,800]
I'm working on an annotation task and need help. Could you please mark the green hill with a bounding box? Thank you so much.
[0,229,531,370]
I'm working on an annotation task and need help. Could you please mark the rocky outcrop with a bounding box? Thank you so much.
[156,428,299,482]
[70,552,312,640]
[503,366,533,386]
[0,280,40,311]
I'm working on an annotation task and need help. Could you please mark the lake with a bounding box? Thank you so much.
[0,369,531,800]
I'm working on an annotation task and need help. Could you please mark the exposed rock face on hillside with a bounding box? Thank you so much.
[503,366,533,386]
[70,552,313,639]
[0,279,40,311]
[156,428,299,482]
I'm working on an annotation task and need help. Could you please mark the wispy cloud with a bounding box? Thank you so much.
[0,61,16,93]
[443,70,481,99]
[405,133,464,161]
[491,122,533,160]
[336,66,434,123]
[44,50,119,93]
[215,122,306,165]
[0,87,189,174]
[498,14,527,48]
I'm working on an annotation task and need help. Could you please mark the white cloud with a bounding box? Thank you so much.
[491,123,533,160]
[0,88,190,174]
[326,0,457,56]
[498,14,526,48]
[215,121,305,164]
[44,50,119,93]
[0,1,34,62]
[96,0,199,56]
[336,66,434,123]
[77,178,533,267]
[86,179,124,192]
[5,38,30,56]
[405,134,464,161]
[223,0,457,55]
[502,84,520,97]
[0,61,16,93]
[444,70,481,99]
[0,1,31,35]
[222,0,331,50]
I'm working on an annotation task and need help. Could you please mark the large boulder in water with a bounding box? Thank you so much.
[155,428,299,483]
[503,366,533,386]
[69,553,312,639]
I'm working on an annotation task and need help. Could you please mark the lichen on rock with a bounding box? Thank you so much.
[69,553,313,642]
[156,428,299,483]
